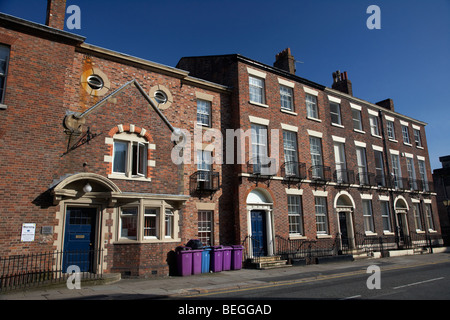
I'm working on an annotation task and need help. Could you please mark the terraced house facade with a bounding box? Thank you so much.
[0,0,442,282]
[177,48,442,263]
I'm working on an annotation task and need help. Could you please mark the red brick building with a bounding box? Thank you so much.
[0,0,231,277]
[177,48,442,262]
[0,0,442,280]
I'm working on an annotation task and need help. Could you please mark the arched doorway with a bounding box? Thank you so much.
[246,189,274,257]
[334,192,356,251]
[52,173,121,272]
[394,197,410,243]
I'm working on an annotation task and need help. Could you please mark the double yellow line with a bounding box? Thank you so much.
[181,257,450,298]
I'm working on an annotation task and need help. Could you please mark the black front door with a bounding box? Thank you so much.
[63,207,97,272]
[339,212,349,248]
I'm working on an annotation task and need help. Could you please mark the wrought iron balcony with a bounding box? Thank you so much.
[281,161,307,180]
[308,165,331,182]
[247,157,277,177]
[356,171,376,187]
[190,171,220,195]
[333,169,355,185]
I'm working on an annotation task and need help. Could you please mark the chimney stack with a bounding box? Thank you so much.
[331,70,353,96]
[375,98,395,111]
[46,0,67,30]
[274,48,296,75]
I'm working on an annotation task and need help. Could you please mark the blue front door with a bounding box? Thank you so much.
[251,210,267,257]
[63,207,97,272]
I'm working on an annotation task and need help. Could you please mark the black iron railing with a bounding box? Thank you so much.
[308,165,331,182]
[333,169,355,185]
[0,249,103,292]
[189,171,220,194]
[247,157,277,177]
[274,232,443,265]
[281,161,307,180]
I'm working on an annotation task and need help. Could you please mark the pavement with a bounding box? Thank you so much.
[2,250,450,300]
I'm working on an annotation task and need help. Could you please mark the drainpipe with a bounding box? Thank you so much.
[378,110,401,247]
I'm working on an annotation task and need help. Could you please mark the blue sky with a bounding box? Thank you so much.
[1,0,449,170]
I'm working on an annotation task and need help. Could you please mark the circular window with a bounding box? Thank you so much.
[80,67,110,97]
[87,74,104,91]
[154,90,168,104]
[149,85,173,110]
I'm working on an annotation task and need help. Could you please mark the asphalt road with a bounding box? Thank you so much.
[183,256,450,300]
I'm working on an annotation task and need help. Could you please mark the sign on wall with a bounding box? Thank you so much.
[21,223,36,242]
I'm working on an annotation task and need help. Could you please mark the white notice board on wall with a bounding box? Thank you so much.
[21,223,36,242]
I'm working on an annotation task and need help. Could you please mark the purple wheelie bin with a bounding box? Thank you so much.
[176,246,192,276]
[191,249,203,275]
[222,246,232,271]
[210,245,224,272]
[231,245,244,270]
[186,239,204,275]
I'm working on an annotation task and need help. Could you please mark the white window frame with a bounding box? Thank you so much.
[288,195,303,236]
[412,203,423,231]
[251,123,269,174]
[283,130,299,176]
[352,109,363,131]
[144,208,159,239]
[418,159,428,191]
[406,157,417,190]
[374,150,385,186]
[356,147,368,184]
[424,203,435,231]
[111,133,149,180]
[329,102,342,126]
[334,142,347,183]
[315,197,329,235]
[310,136,324,179]
[249,76,265,105]
[413,129,422,147]
[362,199,375,233]
[369,115,380,136]
[306,93,319,120]
[120,207,138,240]
[387,120,396,140]
[198,210,213,246]
[380,201,392,233]
[165,209,174,238]
[196,99,211,127]
[391,153,403,189]
[280,85,294,111]
[402,125,411,145]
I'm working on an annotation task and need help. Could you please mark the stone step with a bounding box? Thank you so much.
[246,256,291,270]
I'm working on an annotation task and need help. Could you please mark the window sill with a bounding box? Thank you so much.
[353,129,365,134]
[371,134,382,139]
[383,231,395,236]
[249,101,269,108]
[114,237,181,244]
[388,138,398,143]
[331,123,344,129]
[281,108,297,116]
[289,234,307,240]
[109,173,151,182]
[307,116,322,123]
[0,103,6,110]
[365,231,378,236]
[316,234,332,239]
[403,142,412,147]
[416,146,424,150]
